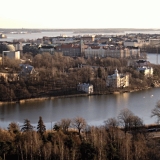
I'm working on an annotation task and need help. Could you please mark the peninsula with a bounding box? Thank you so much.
[0,29,160,103]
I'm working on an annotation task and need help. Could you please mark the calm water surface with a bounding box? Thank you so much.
[1,30,160,41]
[0,31,125,41]
[0,88,159,129]
[147,53,160,64]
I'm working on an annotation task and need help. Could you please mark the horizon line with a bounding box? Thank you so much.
[0,28,160,30]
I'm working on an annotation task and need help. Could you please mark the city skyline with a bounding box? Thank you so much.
[0,0,160,29]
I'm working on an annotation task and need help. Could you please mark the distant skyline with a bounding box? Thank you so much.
[1,0,160,29]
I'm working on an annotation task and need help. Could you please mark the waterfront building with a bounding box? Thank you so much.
[137,66,153,77]
[77,83,93,94]
[107,69,129,88]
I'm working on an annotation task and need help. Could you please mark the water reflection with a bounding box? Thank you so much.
[147,53,160,64]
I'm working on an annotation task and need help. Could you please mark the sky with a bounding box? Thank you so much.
[0,0,160,29]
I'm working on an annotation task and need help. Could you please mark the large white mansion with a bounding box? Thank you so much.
[107,69,129,88]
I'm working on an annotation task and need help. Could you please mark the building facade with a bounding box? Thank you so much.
[149,39,160,46]
[84,46,140,58]
[77,83,93,94]
[12,42,23,51]
[56,44,81,57]
[107,69,129,88]
[39,45,55,54]
[3,51,20,59]
[137,66,153,77]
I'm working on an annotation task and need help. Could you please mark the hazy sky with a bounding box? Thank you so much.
[0,0,160,29]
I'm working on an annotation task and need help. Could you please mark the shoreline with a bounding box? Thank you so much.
[0,93,89,105]
[0,85,159,105]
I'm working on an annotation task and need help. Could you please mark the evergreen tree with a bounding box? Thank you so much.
[21,119,34,132]
[37,116,46,135]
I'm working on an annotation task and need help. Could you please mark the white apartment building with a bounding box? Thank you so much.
[107,69,129,88]
[84,46,140,58]
[77,83,93,94]
[2,51,20,60]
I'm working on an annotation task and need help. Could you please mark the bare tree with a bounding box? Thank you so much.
[130,115,144,138]
[72,117,87,135]
[118,109,134,133]
[151,100,160,123]
[131,115,144,130]
[58,118,71,133]
[104,118,119,129]
[8,122,20,134]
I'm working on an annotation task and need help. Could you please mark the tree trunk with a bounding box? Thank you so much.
[3,153,5,160]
